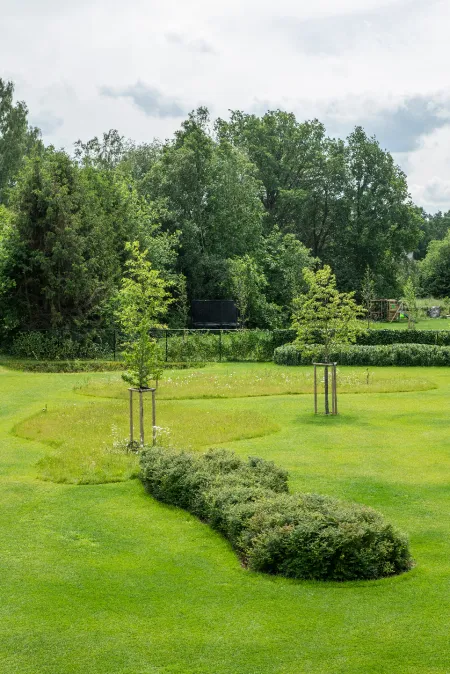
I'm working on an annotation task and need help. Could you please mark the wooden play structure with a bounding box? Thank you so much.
[369,299,405,322]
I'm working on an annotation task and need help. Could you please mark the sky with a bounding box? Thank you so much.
[2,0,450,212]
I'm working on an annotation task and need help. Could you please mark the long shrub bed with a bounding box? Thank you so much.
[140,447,412,581]
[274,343,450,366]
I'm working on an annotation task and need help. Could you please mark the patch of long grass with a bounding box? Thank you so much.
[14,398,279,484]
[76,364,436,401]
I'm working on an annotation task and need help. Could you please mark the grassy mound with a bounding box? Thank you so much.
[140,447,413,581]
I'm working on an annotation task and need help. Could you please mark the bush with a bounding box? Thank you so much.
[0,359,206,373]
[0,360,125,373]
[140,447,412,581]
[9,331,112,360]
[274,342,450,366]
[358,329,450,346]
[158,329,297,363]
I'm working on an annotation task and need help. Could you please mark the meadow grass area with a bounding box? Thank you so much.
[372,319,450,330]
[1,363,450,673]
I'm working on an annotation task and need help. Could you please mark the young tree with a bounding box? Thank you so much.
[292,265,366,414]
[361,266,376,328]
[115,241,171,389]
[402,277,418,330]
[228,254,279,328]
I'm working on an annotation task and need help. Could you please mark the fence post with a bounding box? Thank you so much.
[219,330,222,362]
[113,330,116,361]
[165,330,168,362]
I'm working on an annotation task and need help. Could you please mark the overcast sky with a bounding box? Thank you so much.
[2,0,450,212]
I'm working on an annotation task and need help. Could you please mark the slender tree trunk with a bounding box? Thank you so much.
[324,364,329,415]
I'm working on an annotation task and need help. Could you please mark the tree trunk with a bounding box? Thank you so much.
[324,365,329,415]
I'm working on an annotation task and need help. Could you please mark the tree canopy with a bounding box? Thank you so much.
[0,83,434,341]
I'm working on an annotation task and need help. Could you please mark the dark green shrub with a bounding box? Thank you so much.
[9,331,112,360]
[0,359,125,373]
[158,330,297,363]
[0,359,206,373]
[274,343,450,367]
[357,329,450,346]
[140,447,412,581]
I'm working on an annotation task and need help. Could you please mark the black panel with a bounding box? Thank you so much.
[191,300,238,328]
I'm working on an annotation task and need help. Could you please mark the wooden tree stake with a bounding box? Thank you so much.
[152,389,156,446]
[129,389,133,447]
[313,363,338,416]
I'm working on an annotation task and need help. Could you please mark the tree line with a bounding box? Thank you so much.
[0,79,449,341]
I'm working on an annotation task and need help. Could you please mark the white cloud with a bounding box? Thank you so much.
[2,0,450,210]
[100,82,188,118]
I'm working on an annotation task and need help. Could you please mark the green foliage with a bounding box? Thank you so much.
[292,266,366,361]
[0,148,121,334]
[357,329,450,346]
[420,229,450,297]
[0,79,40,203]
[227,255,280,328]
[402,277,419,329]
[161,330,295,363]
[116,241,171,388]
[259,227,315,317]
[414,208,450,260]
[8,331,111,360]
[140,447,412,581]
[274,342,450,366]
[361,266,376,328]
[143,109,264,302]
[218,110,421,296]
[2,359,124,373]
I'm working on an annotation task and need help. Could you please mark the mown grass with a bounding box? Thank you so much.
[1,364,450,673]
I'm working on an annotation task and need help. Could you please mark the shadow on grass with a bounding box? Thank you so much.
[294,412,369,426]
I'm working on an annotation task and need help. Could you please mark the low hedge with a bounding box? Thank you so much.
[274,343,450,366]
[140,447,412,581]
[0,360,206,373]
[158,330,295,363]
[0,359,125,373]
[8,331,113,360]
[358,329,450,346]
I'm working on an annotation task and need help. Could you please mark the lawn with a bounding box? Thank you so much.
[1,363,450,673]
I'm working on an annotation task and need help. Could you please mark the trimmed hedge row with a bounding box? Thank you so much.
[140,447,412,581]
[159,329,450,363]
[159,330,295,363]
[0,360,206,373]
[7,327,450,364]
[274,343,450,367]
[358,329,450,346]
[0,359,125,373]
[8,331,113,360]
